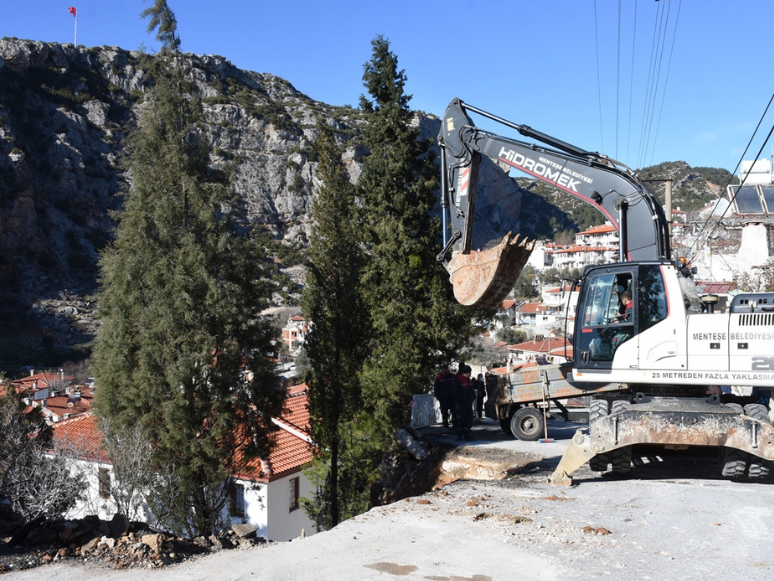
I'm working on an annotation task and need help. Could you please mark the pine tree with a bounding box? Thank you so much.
[301,124,370,528]
[93,2,283,536]
[357,36,470,442]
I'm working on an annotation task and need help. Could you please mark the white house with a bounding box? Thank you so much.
[281,316,308,354]
[51,384,318,542]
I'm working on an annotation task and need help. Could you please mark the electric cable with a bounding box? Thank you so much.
[594,0,605,151]
[647,0,682,167]
[625,0,638,161]
[686,91,774,259]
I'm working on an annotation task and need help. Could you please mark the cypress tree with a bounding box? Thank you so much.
[93,1,283,536]
[302,123,369,528]
[357,36,470,442]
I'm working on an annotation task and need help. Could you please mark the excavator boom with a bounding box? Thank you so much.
[437,98,671,308]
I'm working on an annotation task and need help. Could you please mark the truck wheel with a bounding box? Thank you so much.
[611,399,631,414]
[588,399,610,472]
[500,418,513,437]
[744,403,770,424]
[510,407,544,441]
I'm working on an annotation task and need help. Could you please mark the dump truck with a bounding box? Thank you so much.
[438,98,774,484]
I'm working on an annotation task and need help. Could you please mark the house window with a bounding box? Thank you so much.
[230,483,245,517]
[288,477,300,512]
[98,468,111,499]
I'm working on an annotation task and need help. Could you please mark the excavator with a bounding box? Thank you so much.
[437,97,774,484]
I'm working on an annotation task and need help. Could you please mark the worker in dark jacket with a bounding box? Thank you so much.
[454,363,477,440]
[474,373,485,421]
[433,364,456,430]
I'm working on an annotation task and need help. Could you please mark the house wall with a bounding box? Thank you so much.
[265,471,316,541]
[62,459,117,521]
[227,480,269,539]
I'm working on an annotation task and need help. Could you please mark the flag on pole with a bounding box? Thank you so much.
[68,7,77,45]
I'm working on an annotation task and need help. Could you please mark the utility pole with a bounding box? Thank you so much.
[643,178,674,252]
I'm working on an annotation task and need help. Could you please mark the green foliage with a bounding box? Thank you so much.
[497,327,526,345]
[140,0,181,52]
[302,123,370,528]
[513,264,538,299]
[356,35,471,452]
[92,38,283,537]
[540,266,582,285]
[693,166,733,188]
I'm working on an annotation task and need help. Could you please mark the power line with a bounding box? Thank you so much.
[615,0,622,158]
[647,0,682,167]
[687,92,774,259]
[639,0,671,168]
[625,0,638,162]
[594,0,605,151]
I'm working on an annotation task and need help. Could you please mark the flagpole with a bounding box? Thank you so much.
[74,17,77,45]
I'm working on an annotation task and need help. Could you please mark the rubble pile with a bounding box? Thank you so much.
[0,506,269,573]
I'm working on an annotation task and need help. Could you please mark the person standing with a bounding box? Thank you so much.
[474,373,485,421]
[454,363,476,440]
[433,364,456,430]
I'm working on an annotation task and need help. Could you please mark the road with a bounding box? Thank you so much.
[7,418,774,580]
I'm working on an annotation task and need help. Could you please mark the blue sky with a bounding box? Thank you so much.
[4,0,774,172]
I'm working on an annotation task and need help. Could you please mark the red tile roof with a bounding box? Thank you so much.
[51,386,315,483]
[501,299,515,309]
[517,303,547,314]
[51,413,110,463]
[41,388,94,421]
[236,384,316,482]
[11,372,76,390]
[552,245,615,254]
[509,337,571,354]
[696,281,737,294]
[543,285,576,294]
[550,345,574,358]
[577,223,616,236]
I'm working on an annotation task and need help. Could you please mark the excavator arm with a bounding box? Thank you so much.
[437,98,671,308]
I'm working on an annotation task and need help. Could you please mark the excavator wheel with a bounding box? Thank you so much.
[743,404,772,478]
[720,403,750,478]
[748,458,771,479]
[721,448,749,479]
[588,399,610,472]
[744,403,770,424]
[610,400,633,473]
[448,232,535,309]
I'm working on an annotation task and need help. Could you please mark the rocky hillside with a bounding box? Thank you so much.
[0,39,374,367]
[0,39,731,369]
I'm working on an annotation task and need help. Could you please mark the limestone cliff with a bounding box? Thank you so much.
[0,38,370,364]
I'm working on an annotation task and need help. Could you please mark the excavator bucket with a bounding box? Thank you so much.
[448,232,535,309]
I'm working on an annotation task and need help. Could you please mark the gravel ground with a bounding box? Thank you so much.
[5,420,774,580]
